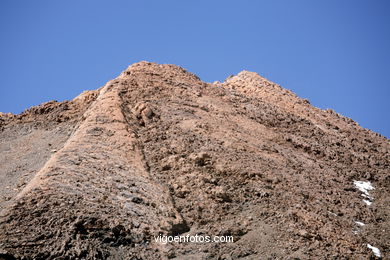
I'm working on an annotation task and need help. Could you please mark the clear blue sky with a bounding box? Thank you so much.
[0,1,389,137]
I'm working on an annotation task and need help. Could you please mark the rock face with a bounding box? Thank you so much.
[0,61,388,259]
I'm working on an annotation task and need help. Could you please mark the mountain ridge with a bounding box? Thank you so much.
[0,61,388,259]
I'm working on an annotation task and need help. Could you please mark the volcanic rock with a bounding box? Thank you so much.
[0,61,388,259]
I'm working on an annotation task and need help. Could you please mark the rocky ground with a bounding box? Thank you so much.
[0,62,388,259]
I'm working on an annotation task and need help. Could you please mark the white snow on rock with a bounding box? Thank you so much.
[354,180,374,195]
[363,199,372,206]
[354,180,374,205]
[367,244,381,258]
[354,221,365,226]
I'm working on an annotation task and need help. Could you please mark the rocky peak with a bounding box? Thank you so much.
[0,62,388,259]
[224,70,274,86]
[119,61,202,84]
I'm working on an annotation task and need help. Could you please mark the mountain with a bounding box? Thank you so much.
[0,61,388,259]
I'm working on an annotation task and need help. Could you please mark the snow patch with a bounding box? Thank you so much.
[354,180,374,195]
[367,244,381,258]
[363,199,372,206]
[354,180,374,205]
[354,221,365,226]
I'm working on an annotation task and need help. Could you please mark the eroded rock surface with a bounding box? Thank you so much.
[0,61,388,259]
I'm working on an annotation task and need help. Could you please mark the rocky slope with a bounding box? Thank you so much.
[0,61,388,259]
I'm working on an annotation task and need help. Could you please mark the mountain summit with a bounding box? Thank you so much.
[0,62,388,259]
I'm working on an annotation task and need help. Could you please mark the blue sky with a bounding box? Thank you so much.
[0,0,389,137]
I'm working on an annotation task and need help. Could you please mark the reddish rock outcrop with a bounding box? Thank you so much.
[0,62,388,259]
